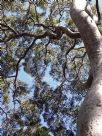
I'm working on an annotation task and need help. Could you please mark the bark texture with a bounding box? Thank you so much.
[70,0,102,136]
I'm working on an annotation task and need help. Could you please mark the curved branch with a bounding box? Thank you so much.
[4,26,80,42]
[55,26,80,38]
[14,38,37,89]
[85,0,101,25]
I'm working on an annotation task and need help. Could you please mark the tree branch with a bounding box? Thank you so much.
[96,0,101,24]
[55,26,80,38]
[0,107,8,119]
[4,26,80,42]
[14,38,37,89]
[63,39,77,78]
[0,23,17,34]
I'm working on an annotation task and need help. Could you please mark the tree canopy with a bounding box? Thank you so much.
[0,0,102,135]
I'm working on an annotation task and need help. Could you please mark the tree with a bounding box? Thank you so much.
[70,0,102,136]
[1,0,102,136]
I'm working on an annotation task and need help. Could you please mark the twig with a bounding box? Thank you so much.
[0,23,17,34]
[14,38,37,89]
[63,39,77,78]
[0,107,8,119]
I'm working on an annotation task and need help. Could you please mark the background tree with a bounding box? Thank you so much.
[0,0,102,136]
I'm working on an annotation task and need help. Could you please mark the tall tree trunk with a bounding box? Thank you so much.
[70,0,102,136]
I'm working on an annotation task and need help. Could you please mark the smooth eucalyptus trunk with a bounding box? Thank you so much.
[70,0,102,136]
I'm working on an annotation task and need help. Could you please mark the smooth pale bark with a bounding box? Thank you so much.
[70,0,102,136]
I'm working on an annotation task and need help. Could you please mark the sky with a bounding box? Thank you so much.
[18,65,60,89]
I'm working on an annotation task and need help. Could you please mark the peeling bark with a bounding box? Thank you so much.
[70,0,102,135]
